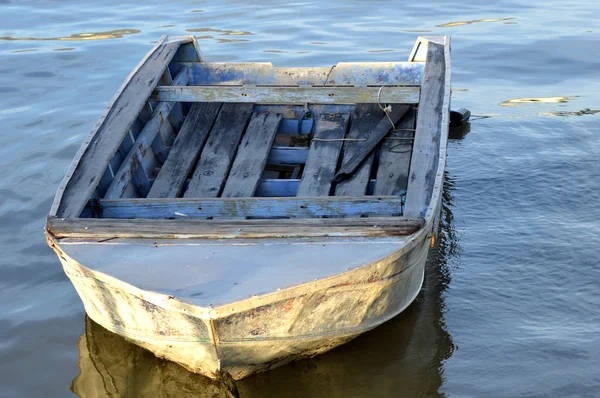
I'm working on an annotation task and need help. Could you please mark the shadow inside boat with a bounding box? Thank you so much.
[71,175,460,398]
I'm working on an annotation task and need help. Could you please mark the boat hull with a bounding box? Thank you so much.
[50,229,430,380]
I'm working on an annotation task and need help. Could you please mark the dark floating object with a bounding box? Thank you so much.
[450,108,471,127]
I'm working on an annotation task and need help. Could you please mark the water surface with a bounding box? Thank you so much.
[1,0,599,396]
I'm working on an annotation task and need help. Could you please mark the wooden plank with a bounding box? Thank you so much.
[56,37,182,218]
[151,85,420,105]
[374,107,416,195]
[103,68,190,199]
[146,103,222,198]
[333,105,410,184]
[97,196,403,219]
[255,179,377,197]
[47,216,425,240]
[297,114,349,196]
[267,147,309,165]
[334,104,383,196]
[176,62,425,86]
[159,69,185,131]
[184,103,254,198]
[221,113,282,197]
[404,43,446,218]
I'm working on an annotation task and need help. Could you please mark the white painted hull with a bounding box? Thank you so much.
[49,224,431,380]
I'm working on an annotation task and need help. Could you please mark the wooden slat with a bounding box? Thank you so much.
[297,114,349,196]
[334,104,383,196]
[159,69,185,131]
[151,85,420,105]
[374,107,416,195]
[221,113,283,197]
[47,216,425,239]
[176,62,425,86]
[333,105,410,184]
[255,179,378,197]
[146,103,222,198]
[184,103,254,198]
[97,196,403,219]
[267,147,310,165]
[103,68,190,199]
[56,38,182,218]
[404,42,446,217]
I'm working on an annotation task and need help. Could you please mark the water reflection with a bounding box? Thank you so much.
[500,96,577,106]
[540,108,600,117]
[436,18,516,28]
[72,179,459,397]
[0,29,140,41]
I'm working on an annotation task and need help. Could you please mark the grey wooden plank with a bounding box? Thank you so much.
[374,107,416,196]
[103,68,190,199]
[404,42,446,217]
[183,103,254,198]
[221,113,283,198]
[174,61,424,86]
[334,104,383,196]
[47,216,425,240]
[159,69,185,131]
[146,102,222,198]
[56,38,182,218]
[151,85,420,105]
[332,105,410,184]
[97,195,403,219]
[297,114,349,197]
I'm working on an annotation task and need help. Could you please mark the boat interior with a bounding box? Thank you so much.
[48,36,449,241]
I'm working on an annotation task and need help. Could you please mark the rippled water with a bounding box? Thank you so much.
[1,0,599,396]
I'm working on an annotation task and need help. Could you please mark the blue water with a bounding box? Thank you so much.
[1,0,599,396]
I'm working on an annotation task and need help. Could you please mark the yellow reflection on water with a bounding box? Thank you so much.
[437,17,516,27]
[0,29,140,41]
[217,38,250,43]
[187,28,253,36]
[500,96,578,106]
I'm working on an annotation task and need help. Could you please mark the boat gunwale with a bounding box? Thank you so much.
[49,35,194,218]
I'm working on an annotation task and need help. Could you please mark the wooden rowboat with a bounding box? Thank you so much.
[45,35,451,380]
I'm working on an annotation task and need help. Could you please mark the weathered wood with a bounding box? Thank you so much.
[404,42,446,217]
[333,105,410,184]
[334,105,383,196]
[221,113,282,197]
[374,108,416,195]
[253,104,354,119]
[176,62,425,86]
[184,103,254,198]
[159,69,185,131]
[152,85,420,105]
[103,68,190,199]
[267,147,310,165]
[56,37,182,218]
[96,196,403,219]
[47,216,424,239]
[297,114,349,196]
[146,103,222,198]
[255,179,377,197]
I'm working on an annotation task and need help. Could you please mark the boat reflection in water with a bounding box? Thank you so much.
[72,175,459,398]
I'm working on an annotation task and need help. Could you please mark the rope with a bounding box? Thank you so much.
[323,65,336,86]
[377,86,396,130]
